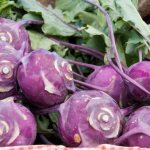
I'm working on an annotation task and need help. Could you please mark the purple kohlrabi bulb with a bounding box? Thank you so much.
[127,61,150,101]
[58,90,123,147]
[0,18,31,54]
[115,106,150,148]
[86,65,125,105]
[0,97,37,146]
[0,42,21,99]
[17,49,75,108]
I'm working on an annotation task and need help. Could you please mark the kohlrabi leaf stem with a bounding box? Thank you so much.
[67,59,97,70]
[85,0,123,72]
[74,79,104,91]
[16,19,43,28]
[50,37,104,60]
[39,134,52,144]
[73,72,87,80]
[76,65,84,76]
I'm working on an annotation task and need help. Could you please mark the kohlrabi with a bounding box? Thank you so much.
[0,42,21,99]
[68,60,125,105]
[115,106,150,148]
[86,65,125,104]
[17,49,75,108]
[0,97,37,146]
[0,18,42,55]
[37,90,127,147]
[127,61,150,102]
[57,90,123,147]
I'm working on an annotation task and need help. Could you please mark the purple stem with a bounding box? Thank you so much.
[18,41,28,56]
[107,55,150,95]
[67,59,97,70]
[73,72,87,80]
[34,104,60,115]
[85,0,123,72]
[76,65,84,76]
[50,38,104,60]
[74,79,103,91]
[39,134,52,144]
[121,105,136,117]
[16,19,43,28]
[76,87,83,91]
[76,84,88,90]
[139,49,143,62]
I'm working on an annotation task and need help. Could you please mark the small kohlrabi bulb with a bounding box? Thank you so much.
[0,97,37,146]
[17,49,75,108]
[86,65,125,105]
[0,42,20,99]
[115,106,150,148]
[0,18,31,55]
[127,61,150,102]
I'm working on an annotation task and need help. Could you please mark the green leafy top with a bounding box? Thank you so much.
[2,0,150,67]
[0,0,17,19]
[17,0,79,36]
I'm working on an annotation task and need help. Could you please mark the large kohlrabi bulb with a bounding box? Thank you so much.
[17,49,75,108]
[58,90,123,147]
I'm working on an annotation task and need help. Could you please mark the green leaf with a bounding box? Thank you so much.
[131,0,139,8]
[28,30,57,50]
[99,0,150,61]
[17,0,77,36]
[126,31,149,56]
[52,45,68,57]
[86,35,106,53]
[23,12,42,20]
[37,115,54,133]
[84,25,103,35]
[83,25,110,47]
[100,0,121,21]
[56,0,89,22]
[0,0,17,19]
[100,0,150,42]
[78,7,106,29]
[116,36,127,66]
[78,11,101,28]
[125,54,138,66]
[28,30,68,57]
[49,112,59,125]
[115,0,150,43]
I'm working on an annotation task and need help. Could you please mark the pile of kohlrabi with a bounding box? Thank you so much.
[0,0,150,148]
